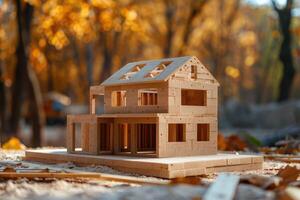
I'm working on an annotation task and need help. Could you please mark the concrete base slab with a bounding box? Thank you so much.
[24,149,263,179]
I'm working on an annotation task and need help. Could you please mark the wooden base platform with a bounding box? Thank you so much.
[24,149,263,179]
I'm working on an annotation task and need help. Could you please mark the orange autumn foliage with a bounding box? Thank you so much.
[218,133,247,151]
[2,137,26,150]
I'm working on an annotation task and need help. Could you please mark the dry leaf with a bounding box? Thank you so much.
[170,177,202,185]
[277,166,300,187]
[225,135,247,151]
[2,137,26,150]
[3,166,16,172]
[218,133,248,151]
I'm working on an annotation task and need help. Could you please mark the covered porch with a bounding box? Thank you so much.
[66,114,159,157]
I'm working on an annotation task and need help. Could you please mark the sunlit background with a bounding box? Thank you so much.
[0,0,299,147]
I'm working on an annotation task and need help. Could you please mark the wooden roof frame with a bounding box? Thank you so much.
[100,56,219,87]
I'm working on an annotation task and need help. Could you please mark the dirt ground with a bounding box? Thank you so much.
[0,150,299,200]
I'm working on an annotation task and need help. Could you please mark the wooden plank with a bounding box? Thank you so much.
[203,173,239,200]
[90,85,104,95]
[88,123,98,155]
[81,123,90,152]
[66,119,75,153]
[0,171,168,185]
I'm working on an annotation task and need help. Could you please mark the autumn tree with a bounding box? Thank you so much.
[149,0,208,57]
[9,0,45,147]
[271,0,295,102]
[0,0,15,141]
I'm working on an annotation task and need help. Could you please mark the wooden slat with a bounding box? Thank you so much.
[0,172,168,185]
[203,173,239,200]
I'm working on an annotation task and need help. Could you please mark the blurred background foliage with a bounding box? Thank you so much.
[0,0,299,147]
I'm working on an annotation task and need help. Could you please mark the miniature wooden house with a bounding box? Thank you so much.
[67,56,219,158]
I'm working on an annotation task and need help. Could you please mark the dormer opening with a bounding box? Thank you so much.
[120,64,146,80]
[144,61,172,78]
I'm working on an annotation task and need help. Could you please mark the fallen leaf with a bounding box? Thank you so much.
[218,133,248,151]
[259,147,277,154]
[225,135,247,151]
[277,166,300,187]
[2,137,26,150]
[3,166,16,172]
[170,177,202,185]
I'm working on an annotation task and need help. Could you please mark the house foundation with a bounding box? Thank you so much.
[25,149,263,179]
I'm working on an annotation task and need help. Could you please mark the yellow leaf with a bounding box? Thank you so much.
[225,66,240,79]
[245,56,255,67]
[2,137,26,150]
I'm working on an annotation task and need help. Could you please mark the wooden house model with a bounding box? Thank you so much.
[66,56,219,158]
[26,56,263,178]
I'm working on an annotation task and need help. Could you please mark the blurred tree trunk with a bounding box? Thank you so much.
[9,0,30,138]
[177,0,207,56]
[10,0,44,147]
[45,47,54,91]
[27,62,45,147]
[214,0,239,102]
[85,43,94,86]
[0,62,7,143]
[101,40,113,81]
[100,31,122,82]
[272,0,295,102]
[163,0,176,57]
[47,63,54,91]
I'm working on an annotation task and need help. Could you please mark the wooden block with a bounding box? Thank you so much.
[66,118,75,153]
[81,123,90,152]
[184,167,206,177]
[252,156,264,163]
[88,123,98,155]
[227,156,252,165]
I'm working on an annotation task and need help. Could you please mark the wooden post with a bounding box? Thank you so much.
[88,122,98,155]
[81,123,89,152]
[66,116,75,153]
[113,121,119,154]
[131,123,137,155]
[90,95,96,114]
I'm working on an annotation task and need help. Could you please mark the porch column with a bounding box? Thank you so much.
[81,123,90,152]
[130,123,137,155]
[88,122,99,155]
[66,116,75,153]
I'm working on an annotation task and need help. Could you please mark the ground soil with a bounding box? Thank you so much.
[0,149,299,200]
